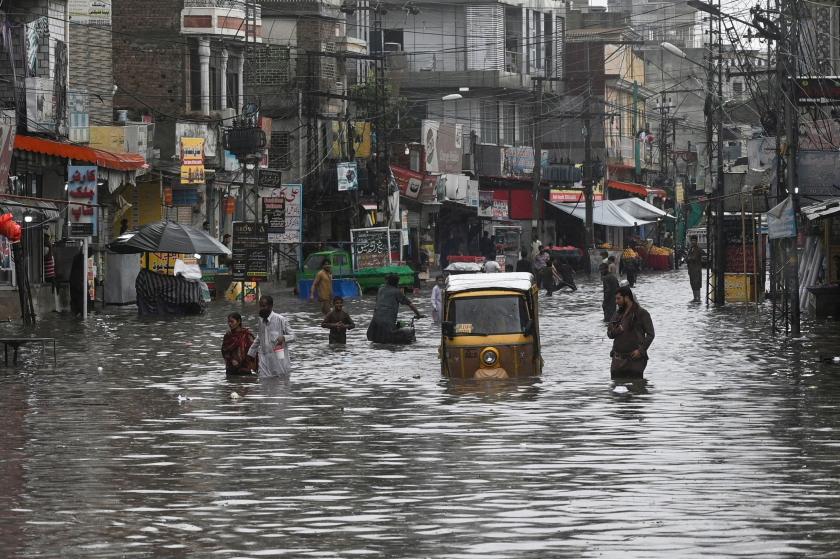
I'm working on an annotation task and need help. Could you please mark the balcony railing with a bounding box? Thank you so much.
[181,0,261,41]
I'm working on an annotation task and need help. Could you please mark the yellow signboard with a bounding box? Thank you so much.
[180,137,205,184]
[143,253,198,275]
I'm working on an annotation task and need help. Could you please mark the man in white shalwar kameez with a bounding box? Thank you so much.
[248,295,296,377]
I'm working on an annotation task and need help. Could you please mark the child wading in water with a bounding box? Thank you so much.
[321,296,355,344]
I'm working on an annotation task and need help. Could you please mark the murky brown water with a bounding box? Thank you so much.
[1,270,839,558]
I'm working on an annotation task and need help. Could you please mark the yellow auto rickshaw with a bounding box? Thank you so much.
[440,272,542,379]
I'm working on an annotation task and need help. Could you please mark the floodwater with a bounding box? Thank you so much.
[1,270,839,558]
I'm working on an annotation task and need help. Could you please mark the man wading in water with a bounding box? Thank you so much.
[607,286,655,379]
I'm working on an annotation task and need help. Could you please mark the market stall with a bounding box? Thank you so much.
[546,199,652,271]
[800,197,840,317]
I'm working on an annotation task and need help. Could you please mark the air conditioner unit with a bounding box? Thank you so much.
[384,42,403,52]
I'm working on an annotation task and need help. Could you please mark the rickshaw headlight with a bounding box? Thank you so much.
[481,348,499,366]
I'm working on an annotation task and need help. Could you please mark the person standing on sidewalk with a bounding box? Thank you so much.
[310,260,333,314]
[686,235,705,303]
[607,286,655,378]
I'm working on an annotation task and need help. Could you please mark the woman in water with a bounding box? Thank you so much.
[221,312,256,375]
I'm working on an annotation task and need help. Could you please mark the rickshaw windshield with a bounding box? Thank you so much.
[448,295,529,335]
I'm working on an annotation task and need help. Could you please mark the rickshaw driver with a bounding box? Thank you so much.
[367,274,424,344]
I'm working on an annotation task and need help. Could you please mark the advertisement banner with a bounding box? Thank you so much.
[391,165,424,198]
[493,199,509,220]
[175,122,217,158]
[337,161,359,191]
[478,191,494,218]
[180,137,205,184]
[0,111,15,192]
[68,165,98,236]
[467,180,479,208]
[421,120,463,174]
[262,197,286,243]
[422,120,439,172]
[419,175,438,204]
[259,184,302,243]
[503,146,535,177]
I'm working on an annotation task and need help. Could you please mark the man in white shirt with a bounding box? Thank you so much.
[248,295,296,377]
[484,256,501,273]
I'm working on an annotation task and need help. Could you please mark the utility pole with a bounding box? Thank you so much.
[583,48,594,274]
[714,0,726,307]
[784,0,800,335]
[532,80,543,243]
[704,20,715,306]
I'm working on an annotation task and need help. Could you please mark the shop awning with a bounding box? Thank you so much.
[607,179,648,197]
[546,200,652,227]
[0,197,60,220]
[612,197,675,221]
[14,135,147,172]
[802,197,840,221]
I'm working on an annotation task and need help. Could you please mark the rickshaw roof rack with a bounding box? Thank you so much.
[446,273,534,294]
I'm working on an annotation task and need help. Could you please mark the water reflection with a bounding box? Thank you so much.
[0,270,839,557]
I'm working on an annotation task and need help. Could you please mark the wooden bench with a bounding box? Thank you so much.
[0,338,57,366]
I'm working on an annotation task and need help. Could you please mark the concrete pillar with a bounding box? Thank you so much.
[198,38,211,116]
[220,48,229,110]
[520,6,528,76]
[238,52,245,111]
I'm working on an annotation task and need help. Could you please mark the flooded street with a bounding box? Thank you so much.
[1,270,840,558]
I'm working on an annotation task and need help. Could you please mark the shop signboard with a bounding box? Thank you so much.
[549,189,604,203]
[69,0,112,25]
[0,110,15,192]
[478,191,494,218]
[258,169,282,188]
[232,222,269,282]
[262,197,286,242]
[67,165,98,236]
[180,137,205,185]
[351,227,390,269]
[259,184,302,243]
[337,161,359,191]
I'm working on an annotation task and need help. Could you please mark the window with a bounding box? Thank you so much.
[269,132,292,170]
[210,66,220,111]
[189,45,201,111]
[480,101,498,144]
[501,102,515,145]
[732,81,743,99]
[448,295,529,335]
[226,72,238,109]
